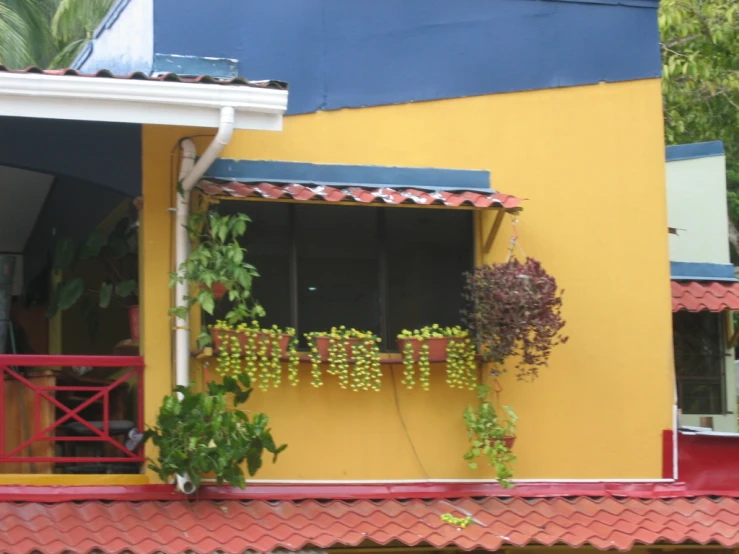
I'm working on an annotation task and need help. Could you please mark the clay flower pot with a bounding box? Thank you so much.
[313,336,363,362]
[128,305,140,341]
[212,328,292,359]
[211,282,228,300]
[488,436,516,450]
[396,337,465,362]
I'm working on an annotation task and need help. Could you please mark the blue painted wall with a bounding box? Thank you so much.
[79,0,661,115]
[670,262,737,281]
[154,0,661,114]
[666,141,725,162]
[205,159,491,190]
[0,117,141,197]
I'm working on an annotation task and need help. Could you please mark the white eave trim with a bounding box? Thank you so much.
[0,72,288,131]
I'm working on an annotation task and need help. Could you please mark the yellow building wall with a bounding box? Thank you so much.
[140,78,673,481]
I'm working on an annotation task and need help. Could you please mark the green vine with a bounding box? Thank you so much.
[213,320,298,391]
[306,327,382,391]
[398,325,477,391]
[440,513,473,528]
[463,385,518,488]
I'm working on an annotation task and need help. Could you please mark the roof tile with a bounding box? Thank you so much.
[198,180,522,211]
[2,497,739,553]
[672,280,739,312]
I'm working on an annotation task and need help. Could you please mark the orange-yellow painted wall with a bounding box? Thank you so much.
[139,77,673,481]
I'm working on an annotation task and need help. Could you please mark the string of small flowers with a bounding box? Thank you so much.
[398,325,477,391]
[213,320,298,391]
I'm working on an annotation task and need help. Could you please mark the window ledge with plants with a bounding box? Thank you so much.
[155,208,568,493]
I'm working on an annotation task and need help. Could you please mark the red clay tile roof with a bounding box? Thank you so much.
[2,496,739,553]
[672,280,739,312]
[197,180,522,210]
[0,65,287,89]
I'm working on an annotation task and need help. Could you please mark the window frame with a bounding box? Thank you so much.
[215,202,476,351]
[673,310,728,415]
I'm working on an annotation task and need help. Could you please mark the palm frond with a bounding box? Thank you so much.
[52,0,114,44]
[5,0,55,67]
[48,37,85,69]
[0,1,32,68]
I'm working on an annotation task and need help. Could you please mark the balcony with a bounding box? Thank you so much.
[0,355,144,475]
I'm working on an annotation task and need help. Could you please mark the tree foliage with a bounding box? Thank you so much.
[660,0,739,241]
[0,0,113,69]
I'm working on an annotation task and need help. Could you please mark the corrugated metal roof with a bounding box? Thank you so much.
[0,66,287,90]
[1,496,738,553]
[672,280,739,312]
[198,180,522,211]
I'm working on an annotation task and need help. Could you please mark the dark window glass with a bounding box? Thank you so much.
[296,205,380,338]
[214,202,291,329]
[211,202,472,350]
[386,208,472,344]
[673,311,725,414]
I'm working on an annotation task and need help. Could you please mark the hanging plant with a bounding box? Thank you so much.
[397,325,477,391]
[145,375,286,492]
[305,326,382,391]
[462,385,517,488]
[170,212,265,348]
[463,257,568,381]
[212,320,300,390]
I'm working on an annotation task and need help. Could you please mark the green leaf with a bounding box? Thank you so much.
[79,232,104,259]
[102,237,127,259]
[53,237,76,270]
[56,278,84,312]
[199,290,215,314]
[99,282,113,308]
[116,280,137,299]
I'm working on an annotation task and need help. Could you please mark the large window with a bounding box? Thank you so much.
[673,311,726,414]
[214,202,473,349]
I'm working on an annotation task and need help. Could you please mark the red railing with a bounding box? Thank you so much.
[0,355,144,469]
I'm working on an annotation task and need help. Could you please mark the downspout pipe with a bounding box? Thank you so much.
[175,106,236,391]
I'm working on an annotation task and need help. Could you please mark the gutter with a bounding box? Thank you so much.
[0,72,287,130]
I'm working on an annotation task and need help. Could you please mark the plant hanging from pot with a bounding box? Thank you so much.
[170,211,265,349]
[463,257,568,381]
[397,325,477,391]
[462,384,517,488]
[305,326,382,391]
[145,374,286,493]
[213,320,300,390]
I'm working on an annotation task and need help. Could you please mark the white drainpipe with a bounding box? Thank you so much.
[174,106,236,390]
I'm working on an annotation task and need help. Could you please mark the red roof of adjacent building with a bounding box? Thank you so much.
[197,181,522,211]
[1,496,738,554]
[671,280,739,312]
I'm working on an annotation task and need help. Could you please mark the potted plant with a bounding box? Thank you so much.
[214,320,301,390]
[305,326,382,391]
[47,216,140,339]
[462,384,517,488]
[463,257,568,381]
[397,325,477,391]
[145,374,286,494]
[170,211,265,348]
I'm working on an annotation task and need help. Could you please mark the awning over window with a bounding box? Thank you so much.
[672,280,739,312]
[197,159,523,211]
[2,496,739,553]
[197,180,522,211]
